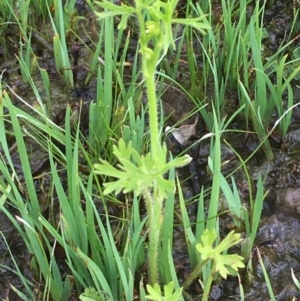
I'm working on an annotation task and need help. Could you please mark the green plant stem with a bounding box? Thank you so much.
[136,9,165,285]
[144,72,160,161]
[143,188,162,285]
[136,10,163,163]
[202,272,213,301]
[182,258,209,290]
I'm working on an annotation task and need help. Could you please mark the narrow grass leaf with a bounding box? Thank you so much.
[256,247,276,301]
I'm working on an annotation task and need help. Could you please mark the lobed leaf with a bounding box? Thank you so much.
[196,229,245,280]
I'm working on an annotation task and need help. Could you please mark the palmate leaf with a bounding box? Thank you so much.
[95,1,135,30]
[114,139,133,161]
[96,1,135,18]
[80,287,104,301]
[103,178,126,195]
[175,17,210,35]
[196,229,245,280]
[216,231,243,252]
[146,282,182,301]
[94,139,191,197]
[196,229,217,260]
[163,282,182,301]
[94,160,124,178]
[146,283,161,300]
[214,254,245,279]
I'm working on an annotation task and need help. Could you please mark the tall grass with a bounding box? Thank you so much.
[186,0,300,159]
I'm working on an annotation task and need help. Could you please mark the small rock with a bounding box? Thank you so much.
[276,188,300,215]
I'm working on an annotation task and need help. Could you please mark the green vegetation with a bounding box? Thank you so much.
[0,0,299,300]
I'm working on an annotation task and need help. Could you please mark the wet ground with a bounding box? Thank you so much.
[1,0,300,300]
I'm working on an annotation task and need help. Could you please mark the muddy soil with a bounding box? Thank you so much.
[1,0,300,300]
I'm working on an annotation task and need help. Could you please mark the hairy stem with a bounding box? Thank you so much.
[143,188,162,285]
[136,10,163,163]
[144,73,160,161]
[136,8,165,285]
[182,258,209,290]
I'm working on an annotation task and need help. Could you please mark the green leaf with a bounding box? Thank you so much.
[292,268,300,290]
[103,179,126,195]
[196,229,245,279]
[119,13,130,30]
[214,253,245,279]
[79,287,104,301]
[174,17,210,35]
[146,283,161,300]
[164,281,174,297]
[215,231,243,253]
[95,1,135,18]
[196,229,217,260]
[146,282,182,301]
[94,160,123,178]
[94,139,188,197]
